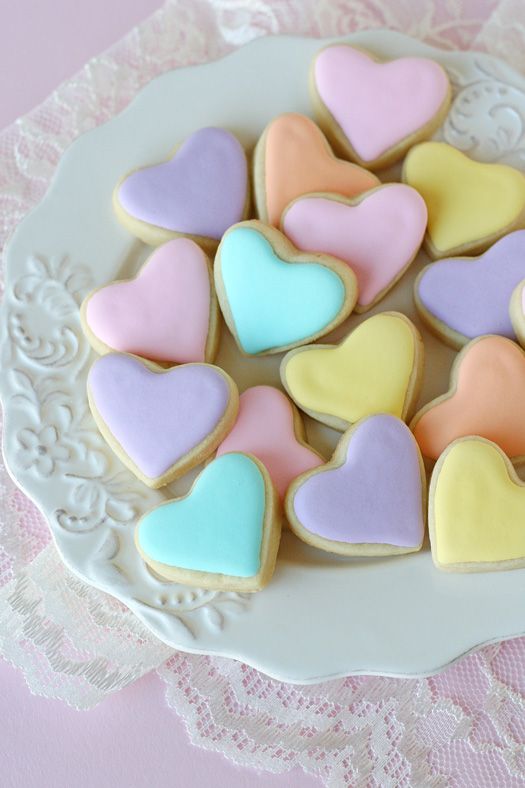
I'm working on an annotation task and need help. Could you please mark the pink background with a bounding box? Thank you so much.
[0,2,317,785]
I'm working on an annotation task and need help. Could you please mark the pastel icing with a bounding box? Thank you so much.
[417,231,525,341]
[262,113,378,225]
[292,415,424,546]
[432,439,525,565]
[216,386,323,500]
[137,453,265,576]
[404,142,525,253]
[314,45,449,161]
[412,336,525,460]
[283,185,427,308]
[117,127,247,239]
[283,313,417,424]
[85,239,211,363]
[218,227,346,354]
[88,355,230,479]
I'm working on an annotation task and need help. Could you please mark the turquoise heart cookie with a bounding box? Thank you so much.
[136,453,280,591]
[215,222,356,355]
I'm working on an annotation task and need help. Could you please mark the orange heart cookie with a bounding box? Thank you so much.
[411,335,525,462]
[253,113,379,226]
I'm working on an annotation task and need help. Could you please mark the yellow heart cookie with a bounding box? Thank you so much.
[280,312,424,431]
[430,437,525,572]
[403,142,525,259]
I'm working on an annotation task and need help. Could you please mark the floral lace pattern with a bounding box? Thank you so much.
[0,0,524,785]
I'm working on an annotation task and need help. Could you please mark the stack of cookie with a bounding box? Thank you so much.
[80,44,525,591]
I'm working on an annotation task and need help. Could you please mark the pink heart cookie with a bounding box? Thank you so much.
[81,238,219,364]
[282,185,427,311]
[312,45,450,168]
[216,385,323,501]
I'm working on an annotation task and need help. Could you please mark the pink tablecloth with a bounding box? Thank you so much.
[1,2,525,787]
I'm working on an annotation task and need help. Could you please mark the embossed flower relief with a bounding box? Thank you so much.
[17,425,70,477]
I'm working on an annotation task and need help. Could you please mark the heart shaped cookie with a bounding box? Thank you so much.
[429,437,525,572]
[282,184,427,311]
[216,386,323,501]
[415,231,525,350]
[403,142,525,258]
[214,221,357,356]
[253,113,379,226]
[411,335,525,462]
[286,414,425,556]
[87,354,238,488]
[135,452,281,591]
[311,45,450,169]
[114,127,249,249]
[81,238,219,364]
[280,312,423,431]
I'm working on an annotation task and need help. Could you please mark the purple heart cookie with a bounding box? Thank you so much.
[115,127,248,247]
[87,354,238,488]
[415,231,525,350]
[286,414,425,555]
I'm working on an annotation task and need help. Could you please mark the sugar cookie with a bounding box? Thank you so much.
[286,414,426,556]
[311,44,450,169]
[113,127,249,250]
[509,277,525,349]
[253,112,378,226]
[429,437,525,572]
[87,354,239,488]
[214,220,357,356]
[280,312,424,431]
[81,238,219,364]
[403,142,525,259]
[135,452,281,591]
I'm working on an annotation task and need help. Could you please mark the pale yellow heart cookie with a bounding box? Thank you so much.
[403,142,525,258]
[429,437,525,572]
[280,312,424,431]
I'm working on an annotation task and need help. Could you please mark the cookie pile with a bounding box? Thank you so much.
[81,44,525,591]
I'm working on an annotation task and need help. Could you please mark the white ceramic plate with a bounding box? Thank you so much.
[3,31,525,683]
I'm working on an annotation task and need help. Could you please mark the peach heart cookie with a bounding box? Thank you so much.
[214,221,357,356]
[282,184,427,312]
[311,44,450,169]
[509,278,525,348]
[280,312,424,432]
[113,127,249,250]
[135,452,281,591]
[429,437,525,572]
[411,335,525,463]
[81,238,219,364]
[253,113,379,226]
[216,385,323,501]
[286,415,425,556]
[87,354,238,488]
[415,231,525,350]
[403,142,525,259]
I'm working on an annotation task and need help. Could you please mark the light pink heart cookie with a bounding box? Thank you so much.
[312,45,450,168]
[81,238,219,364]
[282,184,427,311]
[216,385,323,500]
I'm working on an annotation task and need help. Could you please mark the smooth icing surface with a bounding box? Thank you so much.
[284,314,416,423]
[216,386,322,500]
[263,113,378,225]
[433,440,525,564]
[88,355,230,479]
[314,46,449,161]
[283,186,427,307]
[293,415,424,546]
[404,142,525,252]
[117,127,247,239]
[137,453,265,576]
[521,283,525,314]
[413,336,525,460]
[219,227,346,354]
[85,238,211,363]
[417,231,525,341]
